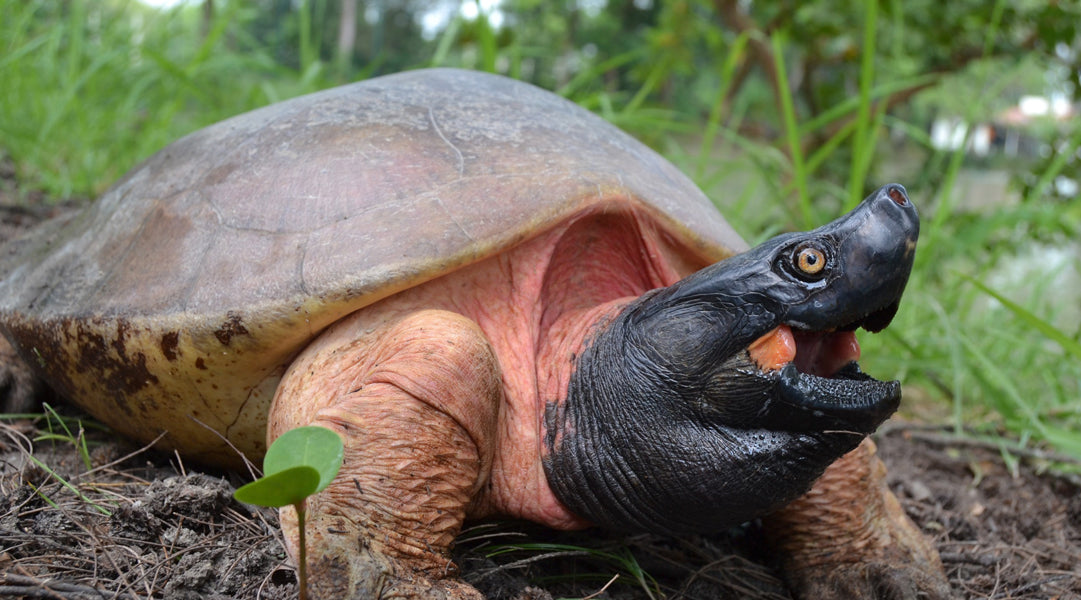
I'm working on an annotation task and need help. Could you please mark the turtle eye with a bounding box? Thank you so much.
[794,245,827,278]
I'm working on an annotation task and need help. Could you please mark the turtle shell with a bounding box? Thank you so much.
[0,68,746,464]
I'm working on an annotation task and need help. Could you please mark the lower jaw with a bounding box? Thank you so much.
[762,362,900,434]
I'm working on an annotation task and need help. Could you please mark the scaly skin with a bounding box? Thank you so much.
[269,310,500,598]
[764,439,953,599]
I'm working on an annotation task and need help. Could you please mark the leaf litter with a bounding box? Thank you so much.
[2,406,1080,599]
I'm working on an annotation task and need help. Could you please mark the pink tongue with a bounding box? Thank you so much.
[748,325,796,371]
[792,329,861,376]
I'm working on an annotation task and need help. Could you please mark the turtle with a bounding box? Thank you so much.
[0,68,950,599]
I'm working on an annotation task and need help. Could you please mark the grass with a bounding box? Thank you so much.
[485,542,661,600]
[0,0,333,199]
[1,405,115,514]
[1,0,1078,469]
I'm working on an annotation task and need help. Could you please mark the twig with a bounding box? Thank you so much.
[582,574,619,600]
[471,550,591,581]
[0,572,143,599]
[77,431,168,481]
[988,574,1073,599]
[879,423,1081,467]
[188,416,260,479]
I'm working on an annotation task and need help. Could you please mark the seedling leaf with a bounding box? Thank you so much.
[263,425,344,493]
[234,465,321,508]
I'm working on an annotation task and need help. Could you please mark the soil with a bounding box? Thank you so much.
[2,200,1080,599]
[2,417,1079,600]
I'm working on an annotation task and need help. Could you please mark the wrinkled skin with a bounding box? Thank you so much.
[264,185,951,599]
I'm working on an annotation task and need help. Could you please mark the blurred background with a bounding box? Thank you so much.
[2,0,1079,464]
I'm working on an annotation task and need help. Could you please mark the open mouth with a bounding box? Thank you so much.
[746,305,902,434]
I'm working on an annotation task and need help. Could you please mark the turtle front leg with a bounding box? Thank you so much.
[268,310,501,599]
[762,438,953,599]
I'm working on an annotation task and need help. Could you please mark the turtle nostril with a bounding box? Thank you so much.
[887,186,908,206]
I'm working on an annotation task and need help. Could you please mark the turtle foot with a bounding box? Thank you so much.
[306,546,484,600]
[764,439,953,600]
[0,336,44,414]
[785,560,953,600]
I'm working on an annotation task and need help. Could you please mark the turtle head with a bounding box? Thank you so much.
[638,182,918,433]
[544,184,919,533]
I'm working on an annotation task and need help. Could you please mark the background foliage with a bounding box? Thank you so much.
[2,0,1080,462]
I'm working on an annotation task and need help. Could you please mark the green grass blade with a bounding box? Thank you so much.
[962,274,1081,360]
[1021,127,1081,205]
[846,0,878,209]
[695,31,749,181]
[770,31,813,228]
[797,74,939,138]
[622,55,672,117]
[474,2,498,73]
[28,456,111,515]
[429,16,462,67]
[556,50,641,99]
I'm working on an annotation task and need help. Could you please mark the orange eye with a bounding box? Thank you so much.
[796,247,826,276]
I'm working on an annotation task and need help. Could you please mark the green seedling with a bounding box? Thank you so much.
[234,426,344,600]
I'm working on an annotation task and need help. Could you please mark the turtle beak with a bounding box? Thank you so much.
[741,184,918,433]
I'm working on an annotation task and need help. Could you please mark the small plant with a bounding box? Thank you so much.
[35,403,94,470]
[234,425,344,600]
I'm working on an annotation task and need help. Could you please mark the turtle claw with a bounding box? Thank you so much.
[764,440,953,600]
[306,547,391,599]
[305,546,484,600]
[786,560,954,600]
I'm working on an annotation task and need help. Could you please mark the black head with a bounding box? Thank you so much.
[631,182,918,432]
[544,184,919,533]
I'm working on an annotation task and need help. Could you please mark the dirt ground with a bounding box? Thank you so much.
[1,414,1079,600]
[2,201,1081,599]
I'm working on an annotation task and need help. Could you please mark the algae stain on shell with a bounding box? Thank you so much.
[214,311,250,346]
[161,331,180,361]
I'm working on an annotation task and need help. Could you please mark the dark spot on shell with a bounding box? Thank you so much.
[161,332,180,361]
[195,357,207,370]
[214,311,249,346]
[112,321,129,356]
[74,318,159,408]
[2,316,159,420]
